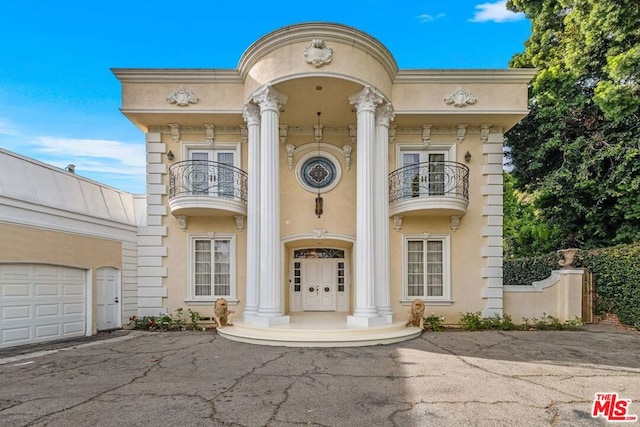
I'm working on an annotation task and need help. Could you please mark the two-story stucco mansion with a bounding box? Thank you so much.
[113,22,536,344]
[1,23,551,348]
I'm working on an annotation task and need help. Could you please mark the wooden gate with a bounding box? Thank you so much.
[582,268,594,323]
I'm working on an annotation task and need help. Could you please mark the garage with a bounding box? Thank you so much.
[0,264,88,348]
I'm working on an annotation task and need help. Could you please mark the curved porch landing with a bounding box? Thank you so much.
[217,312,422,347]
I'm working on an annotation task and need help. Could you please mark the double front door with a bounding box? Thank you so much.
[302,260,337,311]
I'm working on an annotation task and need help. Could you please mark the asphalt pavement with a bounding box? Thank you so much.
[1,325,639,426]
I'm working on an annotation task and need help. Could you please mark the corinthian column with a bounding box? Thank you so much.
[375,103,395,323]
[242,103,260,321]
[250,85,289,326]
[347,85,385,327]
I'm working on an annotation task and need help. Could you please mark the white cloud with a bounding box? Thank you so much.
[0,118,20,137]
[470,0,525,23]
[36,136,146,170]
[418,13,445,23]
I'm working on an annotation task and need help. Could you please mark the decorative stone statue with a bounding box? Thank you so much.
[214,298,234,328]
[406,299,425,330]
[558,248,578,269]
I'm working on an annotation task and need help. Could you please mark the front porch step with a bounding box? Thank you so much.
[216,320,422,347]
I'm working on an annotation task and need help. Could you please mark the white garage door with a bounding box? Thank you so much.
[0,264,87,348]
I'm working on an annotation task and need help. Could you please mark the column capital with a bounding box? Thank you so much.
[252,85,288,113]
[348,85,384,113]
[242,103,261,125]
[375,103,395,127]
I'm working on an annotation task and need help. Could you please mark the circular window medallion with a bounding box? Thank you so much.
[296,151,342,193]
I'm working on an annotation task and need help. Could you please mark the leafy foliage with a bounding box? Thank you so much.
[422,314,445,331]
[503,252,558,286]
[458,311,581,331]
[504,0,640,249]
[129,308,203,331]
[503,172,562,258]
[576,244,640,328]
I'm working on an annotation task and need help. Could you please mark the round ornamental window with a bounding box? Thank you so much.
[295,152,342,193]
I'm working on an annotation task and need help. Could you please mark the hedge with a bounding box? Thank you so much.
[504,244,640,329]
[503,253,559,286]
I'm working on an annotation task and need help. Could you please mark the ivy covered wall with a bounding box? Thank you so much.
[504,244,640,329]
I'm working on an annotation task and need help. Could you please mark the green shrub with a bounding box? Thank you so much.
[129,307,202,331]
[458,312,581,331]
[525,314,583,331]
[576,244,640,329]
[423,313,445,331]
[503,253,559,286]
[459,312,485,331]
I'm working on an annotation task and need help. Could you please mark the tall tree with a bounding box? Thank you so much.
[503,172,562,258]
[505,0,640,249]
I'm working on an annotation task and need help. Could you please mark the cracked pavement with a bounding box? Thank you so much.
[1,326,639,426]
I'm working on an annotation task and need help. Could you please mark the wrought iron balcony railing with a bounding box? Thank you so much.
[169,160,248,202]
[389,161,469,203]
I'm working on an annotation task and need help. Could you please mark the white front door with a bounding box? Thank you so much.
[302,260,337,311]
[96,267,120,331]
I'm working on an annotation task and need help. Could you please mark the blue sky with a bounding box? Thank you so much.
[0,0,530,194]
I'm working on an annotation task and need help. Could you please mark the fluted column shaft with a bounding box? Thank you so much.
[242,103,260,320]
[375,103,395,322]
[348,86,385,326]
[251,86,289,325]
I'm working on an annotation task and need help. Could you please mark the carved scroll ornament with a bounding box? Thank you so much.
[444,87,477,108]
[304,39,333,68]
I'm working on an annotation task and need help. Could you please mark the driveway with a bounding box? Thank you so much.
[1,326,639,426]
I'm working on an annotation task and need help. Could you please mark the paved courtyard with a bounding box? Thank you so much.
[1,326,639,426]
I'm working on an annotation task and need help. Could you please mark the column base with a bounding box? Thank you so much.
[242,307,259,322]
[347,315,386,327]
[246,315,290,327]
[377,306,394,324]
[378,313,395,324]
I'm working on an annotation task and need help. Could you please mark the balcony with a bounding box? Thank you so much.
[388,161,469,217]
[168,160,248,217]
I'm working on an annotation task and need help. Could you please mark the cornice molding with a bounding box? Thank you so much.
[147,124,504,137]
[111,68,243,84]
[149,125,242,135]
[394,68,538,84]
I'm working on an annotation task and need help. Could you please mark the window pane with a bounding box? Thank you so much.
[193,238,233,298]
[216,152,235,198]
[407,240,424,297]
[194,240,212,296]
[428,154,446,195]
[213,240,231,296]
[426,240,444,296]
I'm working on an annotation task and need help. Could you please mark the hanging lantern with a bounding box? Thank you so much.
[315,193,324,218]
[314,111,324,219]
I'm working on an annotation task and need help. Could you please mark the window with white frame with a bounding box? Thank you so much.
[188,235,236,300]
[404,234,451,301]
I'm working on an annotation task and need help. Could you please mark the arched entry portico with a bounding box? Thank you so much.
[282,235,354,315]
